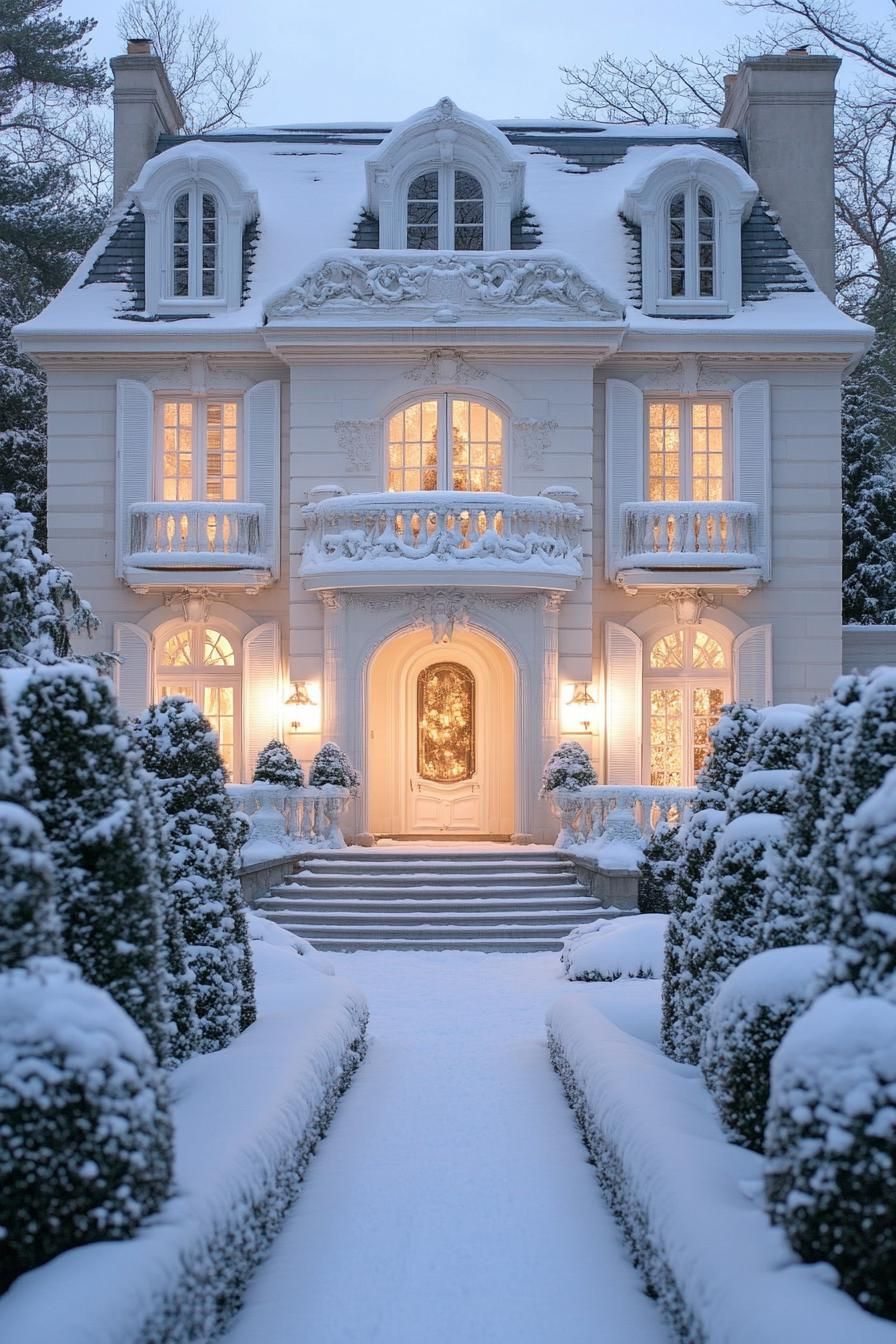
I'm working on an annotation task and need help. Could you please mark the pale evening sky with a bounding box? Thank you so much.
[63,0,886,124]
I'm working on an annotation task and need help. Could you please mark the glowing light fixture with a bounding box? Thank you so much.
[561,681,597,734]
[285,680,321,734]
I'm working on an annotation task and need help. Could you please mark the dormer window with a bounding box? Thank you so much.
[667,188,716,300]
[406,169,485,250]
[171,186,220,298]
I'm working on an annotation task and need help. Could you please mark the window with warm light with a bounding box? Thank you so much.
[405,168,485,250]
[157,397,240,502]
[386,397,504,492]
[156,624,240,778]
[646,398,727,502]
[643,627,730,786]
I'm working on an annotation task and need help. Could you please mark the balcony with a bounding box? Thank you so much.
[124,502,273,591]
[615,500,763,592]
[300,490,584,591]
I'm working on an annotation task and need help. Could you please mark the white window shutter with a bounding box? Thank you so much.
[734,624,773,707]
[733,380,771,578]
[115,380,153,577]
[605,379,644,578]
[113,623,152,719]
[244,380,281,577]
[242,621,281,783]
[604,621,643,784]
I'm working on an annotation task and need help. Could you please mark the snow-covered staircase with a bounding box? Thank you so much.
[255,848,606,951]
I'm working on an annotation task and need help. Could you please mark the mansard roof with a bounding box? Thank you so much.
[18,109,866,345]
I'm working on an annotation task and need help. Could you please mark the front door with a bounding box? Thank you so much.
[406,659,484,833]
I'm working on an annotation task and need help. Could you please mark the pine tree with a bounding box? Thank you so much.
[14,664,170,1062]
[253,738,304,787]
[309,740,361,792]
[133,697,255,1052]
[0,494,99,664]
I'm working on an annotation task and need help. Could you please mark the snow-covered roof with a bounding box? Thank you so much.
[16,112,871,350]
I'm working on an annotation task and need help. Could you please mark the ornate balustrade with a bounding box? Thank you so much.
[128,502,268,569]
[227,782,351,852]
[551,784,697,852]
[300,490,583,590]
[620,500,759,569]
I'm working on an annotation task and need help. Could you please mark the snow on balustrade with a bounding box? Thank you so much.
[300,491,583,585]
[128,501,268,568]
[552,784,697,851]
[227,782,351,855]
[620,500,759,568]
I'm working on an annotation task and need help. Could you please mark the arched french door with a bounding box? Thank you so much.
[155,623,242,778]
[642,626,731,786]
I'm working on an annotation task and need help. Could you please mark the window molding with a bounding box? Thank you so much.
[366,97,524,251]
[622,148,758,317]
[133,148,258,315]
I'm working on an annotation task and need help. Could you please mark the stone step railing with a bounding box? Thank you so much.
[227,783,351,852]
[620,500,759,568]
[550,784,698,851]
[128,501,268,568]
[301,489,583,577]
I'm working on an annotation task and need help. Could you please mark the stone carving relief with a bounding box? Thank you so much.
[404,349,486,386]
[634,355,742,394]
[512,418,558,470]
[334,419,379,474]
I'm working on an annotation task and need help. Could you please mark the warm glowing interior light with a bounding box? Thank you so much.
[560,681,597,734]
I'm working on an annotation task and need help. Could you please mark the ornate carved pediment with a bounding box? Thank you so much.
[265,250,624,325]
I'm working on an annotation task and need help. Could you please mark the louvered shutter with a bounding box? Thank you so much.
[242,621,281,783]
[605,379,644,578]
[733,380,771,578]
[116,380,153,577]
[244,380,281,577]
[113,622,152,719]
[605,621,643,784]
[734,624,773,707]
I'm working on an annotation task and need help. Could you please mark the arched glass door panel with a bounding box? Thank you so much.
[417,662,475,783]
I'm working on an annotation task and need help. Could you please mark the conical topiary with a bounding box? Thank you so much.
[253,739,304,787]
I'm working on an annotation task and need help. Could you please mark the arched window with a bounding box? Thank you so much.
[404,168,485,250]
[386,396,504,491]
[666,186,716,300]
[169,185,220,299]
[156,624,240,778]
[644,627,730,786]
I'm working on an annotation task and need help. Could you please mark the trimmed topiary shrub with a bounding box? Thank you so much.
[133,696,255,1053]
[638,820,680,914]
[0,957,173,1293]
[701,944,828,1150]
[764,986,896,1320]
[309,741,361,793]
[540,741,596,795]
[253,739,304,787]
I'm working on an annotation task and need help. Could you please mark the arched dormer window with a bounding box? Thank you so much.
[367,97,524,251]
[133,147,258,316]
[405,168,485,250]
[622,148,758,317]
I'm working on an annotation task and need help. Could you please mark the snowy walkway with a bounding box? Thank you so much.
[222,953,668,1344]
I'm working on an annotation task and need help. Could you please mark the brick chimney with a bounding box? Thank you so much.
[110,38,184,205]
[720,53,841,299]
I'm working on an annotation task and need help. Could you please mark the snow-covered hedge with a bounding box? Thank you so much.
[540,740,596,794]
[562,915,667,982]
[0,940,368,1344]
[701,944,828,1151]
[0,958,173,1293]
[548,992,896,1344]
[765,988,896,1321]
[253,739,304,788]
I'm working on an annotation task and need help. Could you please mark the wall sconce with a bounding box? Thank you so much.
[284,681,321,734]
[561,682,597,734]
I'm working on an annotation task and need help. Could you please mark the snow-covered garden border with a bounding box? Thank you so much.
[547,995,896,1344]
[0,959,368,1344]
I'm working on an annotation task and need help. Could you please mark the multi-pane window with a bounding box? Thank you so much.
[645,628,729,786]
[159,397,240,502]
[157,625,239,778]
[647,399,726,501]
[666,186,717,300]
[404,168,485,250]
[386,397,504,492]
[169,186,220,299]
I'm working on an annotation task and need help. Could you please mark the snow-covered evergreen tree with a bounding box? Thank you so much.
[0,956,173,1292]
[539,740,597,794]
[309,740,361,793]
[253,738,304,787]
[0,494,99,665]
[13,665,170,1062]
[638,819,680,914]
[133,696,255,1052]
[829,764,896,1000]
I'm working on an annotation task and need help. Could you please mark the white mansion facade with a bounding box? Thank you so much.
[18,45,871,842]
